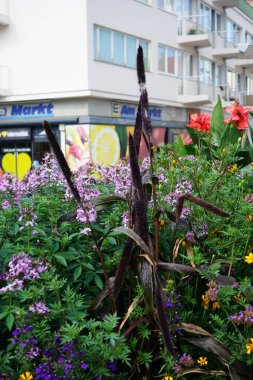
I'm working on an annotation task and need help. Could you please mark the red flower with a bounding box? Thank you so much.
[187,113,211,132]
[224,99,252,131]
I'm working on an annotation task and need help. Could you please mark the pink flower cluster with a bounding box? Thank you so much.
[0,253,47,293]
[29,301,50,315]
[229,305,253,325]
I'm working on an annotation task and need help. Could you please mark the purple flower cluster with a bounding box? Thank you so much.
[76,204,97,224]
[1,199,10,210]
[173,352,194,375]
[0,253,47,293]
[185,222,208,242]
[205,281,219,302]
[179,353,194,367]
[244,194,253,202]
[107,360,118,373]
[164,291,183,337]
[229,305,253,325]
[21,153,65,193]
[164,178,192,219]
[12,324,40,359]
[33,338,89,379]
[18,206,38,233]
[29,301,50,315]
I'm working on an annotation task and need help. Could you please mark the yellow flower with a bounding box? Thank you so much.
[19,372,33,380]
[212,301,220,309]
[246,338,253,354]
[234,294,244,302]
[245,252,253,264]
[197,357,208,366]
[159,220,166,227]
[201,295,209,305]
[247,215,253,222]
[162,377,173,380]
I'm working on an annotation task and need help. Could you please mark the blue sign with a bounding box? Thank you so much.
[112,102,162,120]
[0,103,54,120]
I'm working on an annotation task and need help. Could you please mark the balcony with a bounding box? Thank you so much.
[0,0,10,25]
[234,59,253,69]
[177,77,213,105]
[0,66,11,96]
[178,16,211,48]
[211,31,253,59]
[212,0,239,7]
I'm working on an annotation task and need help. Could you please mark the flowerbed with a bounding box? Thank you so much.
[0,48,253,379]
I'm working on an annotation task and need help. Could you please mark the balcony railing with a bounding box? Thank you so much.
[178,77,237,104]
[0,65,11,96]
[0,0,10,25]
[178,15,211,36]
[179,76,213,96]
[212,30,241,49]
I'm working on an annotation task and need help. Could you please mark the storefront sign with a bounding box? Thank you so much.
[0,103,54,119]
[0,107,6,116]
[0,128,31,140]
[112,102,162,120]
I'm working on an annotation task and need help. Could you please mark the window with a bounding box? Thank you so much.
[226,20,240,45]
[214,64,222,86]
[177,51,193,77]
[94,26,150,70]
[199,3,211,31]
[245,32,253,44]
[176,0,191,17]
[211,9,221,32]
[200,58,212,84]
[159,45,192,76]
[227,70,240,99]
[158,46,175,74]
[247,77,253,95]
[158,0,174,13]
[199,4,220,33]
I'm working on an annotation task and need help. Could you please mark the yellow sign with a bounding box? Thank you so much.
[2,152,32,180]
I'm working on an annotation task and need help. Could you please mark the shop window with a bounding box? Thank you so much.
[33,142,50,165]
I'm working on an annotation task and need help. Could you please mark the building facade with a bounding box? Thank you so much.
[0,0,253,176]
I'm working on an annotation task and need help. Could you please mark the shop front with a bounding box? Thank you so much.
[0,101,76,179]
[0,98,188,177]
[64,100,187,171]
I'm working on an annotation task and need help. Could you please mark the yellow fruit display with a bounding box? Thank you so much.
[90,125,120,166]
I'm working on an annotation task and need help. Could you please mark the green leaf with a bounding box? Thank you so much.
[6,313,14,331]
[94,274,103,290]
[0,310,10,320]
[211,98,225,146]
[107,236,117,245]
[176,131,196,154]
[83,263,95,270]
[113,227,153,260]
[54,254,67,267]
[219,120,241,147]
[73,265,82,281]
[91,194,127,211]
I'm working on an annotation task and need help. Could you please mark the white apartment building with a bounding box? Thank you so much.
[0,0,253,175]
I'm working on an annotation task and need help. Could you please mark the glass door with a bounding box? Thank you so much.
[0,142,32,180]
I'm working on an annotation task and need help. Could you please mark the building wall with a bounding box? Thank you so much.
[0,0,88,100]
